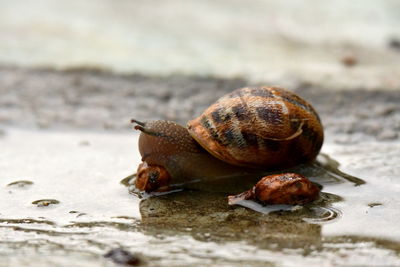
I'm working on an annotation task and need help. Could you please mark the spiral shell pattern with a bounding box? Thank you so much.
[187,87,323,169]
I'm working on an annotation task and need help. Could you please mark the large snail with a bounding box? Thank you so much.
[132,86,323,205]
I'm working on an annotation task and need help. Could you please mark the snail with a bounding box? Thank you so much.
[228,173,320,206]
[132,86,323,205]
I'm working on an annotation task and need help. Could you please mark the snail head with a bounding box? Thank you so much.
[131,118,200,163]
[131,119,182,193]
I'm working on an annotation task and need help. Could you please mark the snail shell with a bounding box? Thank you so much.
[187,87,323,169]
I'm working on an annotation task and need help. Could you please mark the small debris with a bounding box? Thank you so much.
[7,180,34,188]
[388,38,400,50]
[78,140,91,146]
[104,248,141,266]
[341,55,357,67]
[32,199,60,207]
[69,210,86,217]
[368,203,383,208]
[377,130,398,141]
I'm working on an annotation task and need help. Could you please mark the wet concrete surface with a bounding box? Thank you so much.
[0,66,399,266]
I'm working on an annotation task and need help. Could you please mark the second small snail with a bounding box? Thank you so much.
[132,86,323,205]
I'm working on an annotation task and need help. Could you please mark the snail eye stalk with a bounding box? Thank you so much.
[131,119,146,126]
[131,119,146,132]
[134,125,145,132]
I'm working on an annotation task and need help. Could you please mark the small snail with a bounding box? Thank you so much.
[228,173,320,206]
[132,86,323,205]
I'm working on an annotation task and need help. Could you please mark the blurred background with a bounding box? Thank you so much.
[1,0,400,88]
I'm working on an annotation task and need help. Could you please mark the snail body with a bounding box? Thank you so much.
[133,86,323,205]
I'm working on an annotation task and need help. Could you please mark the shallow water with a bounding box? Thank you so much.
[1,127,399,266]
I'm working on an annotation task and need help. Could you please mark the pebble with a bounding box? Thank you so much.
[104,248,141,266]
[388,38,400,50]
[341,55,358,67]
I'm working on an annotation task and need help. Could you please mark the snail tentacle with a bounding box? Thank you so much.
[131,119,146,126]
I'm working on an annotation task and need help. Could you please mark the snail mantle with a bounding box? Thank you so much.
[132,86,324,206]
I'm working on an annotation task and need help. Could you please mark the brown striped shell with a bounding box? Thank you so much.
[187,87,324,169]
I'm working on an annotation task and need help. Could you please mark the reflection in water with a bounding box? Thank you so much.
[231,193,342,224]
[124,153,361,217]
[139,190,323,249]
[136,189,343,249]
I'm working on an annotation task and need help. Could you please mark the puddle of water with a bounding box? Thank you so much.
[319,141,400,242]
[1,127,400,266]
[124,152,356,225]
[0,128,141,224]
